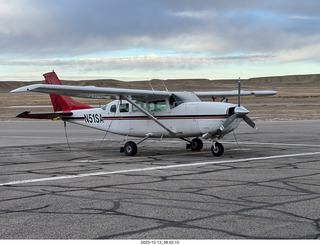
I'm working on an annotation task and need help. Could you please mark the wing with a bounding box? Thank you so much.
[11,84,172,101]
[11,84,277,101]
[195,90,277,99]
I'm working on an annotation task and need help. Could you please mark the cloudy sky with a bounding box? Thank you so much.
[1,0,320,81]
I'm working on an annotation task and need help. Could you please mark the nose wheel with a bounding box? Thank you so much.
[211,142,224,156]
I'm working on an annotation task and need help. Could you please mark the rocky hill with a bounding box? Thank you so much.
[1,73,320,93]
[1,73,320,121]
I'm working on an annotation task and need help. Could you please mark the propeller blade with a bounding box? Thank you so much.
[220,114,237,131]
[243,115,257,129]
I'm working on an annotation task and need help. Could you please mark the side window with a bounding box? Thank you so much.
[149,100,167,112]
[110,104,117,113]
[132,101,147,112]
[119,103,129,113]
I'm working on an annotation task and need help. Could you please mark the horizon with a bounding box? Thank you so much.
[1,72,319,83]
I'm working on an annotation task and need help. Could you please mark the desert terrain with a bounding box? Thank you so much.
[1,73,320,121]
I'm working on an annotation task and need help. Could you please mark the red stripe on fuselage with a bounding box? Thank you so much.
[64,115,229,121]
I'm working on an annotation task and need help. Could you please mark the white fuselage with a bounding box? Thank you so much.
[65,99,241,139]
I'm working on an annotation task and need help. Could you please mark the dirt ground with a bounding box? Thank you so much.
[1,74,320,121]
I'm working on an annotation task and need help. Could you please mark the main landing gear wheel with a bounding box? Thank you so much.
[123,141,137,156]
[211,142,224,157]
[191,138,203,151]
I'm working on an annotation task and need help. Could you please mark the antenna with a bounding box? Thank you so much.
[148,80,154,91]
[238,77,241,107]
[161,80,168,92]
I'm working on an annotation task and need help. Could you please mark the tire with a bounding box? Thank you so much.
[211,142,224,157]
[124,141,138,156]
[191,138,203,151]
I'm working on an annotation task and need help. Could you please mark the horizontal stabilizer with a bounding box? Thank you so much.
[16,111,73,120]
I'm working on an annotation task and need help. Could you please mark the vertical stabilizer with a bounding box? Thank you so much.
[43,71,93,112]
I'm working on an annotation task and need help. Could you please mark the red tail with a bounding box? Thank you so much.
[43,71,93,112]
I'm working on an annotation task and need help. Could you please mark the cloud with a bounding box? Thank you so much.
[288,16,315,20]
[0,0,320,67]
[0,54,275,72]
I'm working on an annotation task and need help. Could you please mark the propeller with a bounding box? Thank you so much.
[219,78,256,132]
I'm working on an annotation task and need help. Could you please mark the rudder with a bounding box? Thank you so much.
[43,71,93,112]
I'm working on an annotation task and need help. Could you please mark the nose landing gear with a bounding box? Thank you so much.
[211,142,224,157]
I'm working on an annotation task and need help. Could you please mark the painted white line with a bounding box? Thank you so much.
[0,136,105,141]
[145,139,320,148]
[223,141,320,148]
[1,151,320,187]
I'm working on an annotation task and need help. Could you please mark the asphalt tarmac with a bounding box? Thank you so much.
[0,120,320,239]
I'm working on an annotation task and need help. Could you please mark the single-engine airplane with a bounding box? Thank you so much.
[11,71,277,156]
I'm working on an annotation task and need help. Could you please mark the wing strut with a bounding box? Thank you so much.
[124,95,177,136]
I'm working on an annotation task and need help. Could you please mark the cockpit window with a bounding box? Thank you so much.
[119,103,129,113]
[169,94,184,108]
[149,100,167,112]
[110,104,117,113]
[132,101,147,112]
